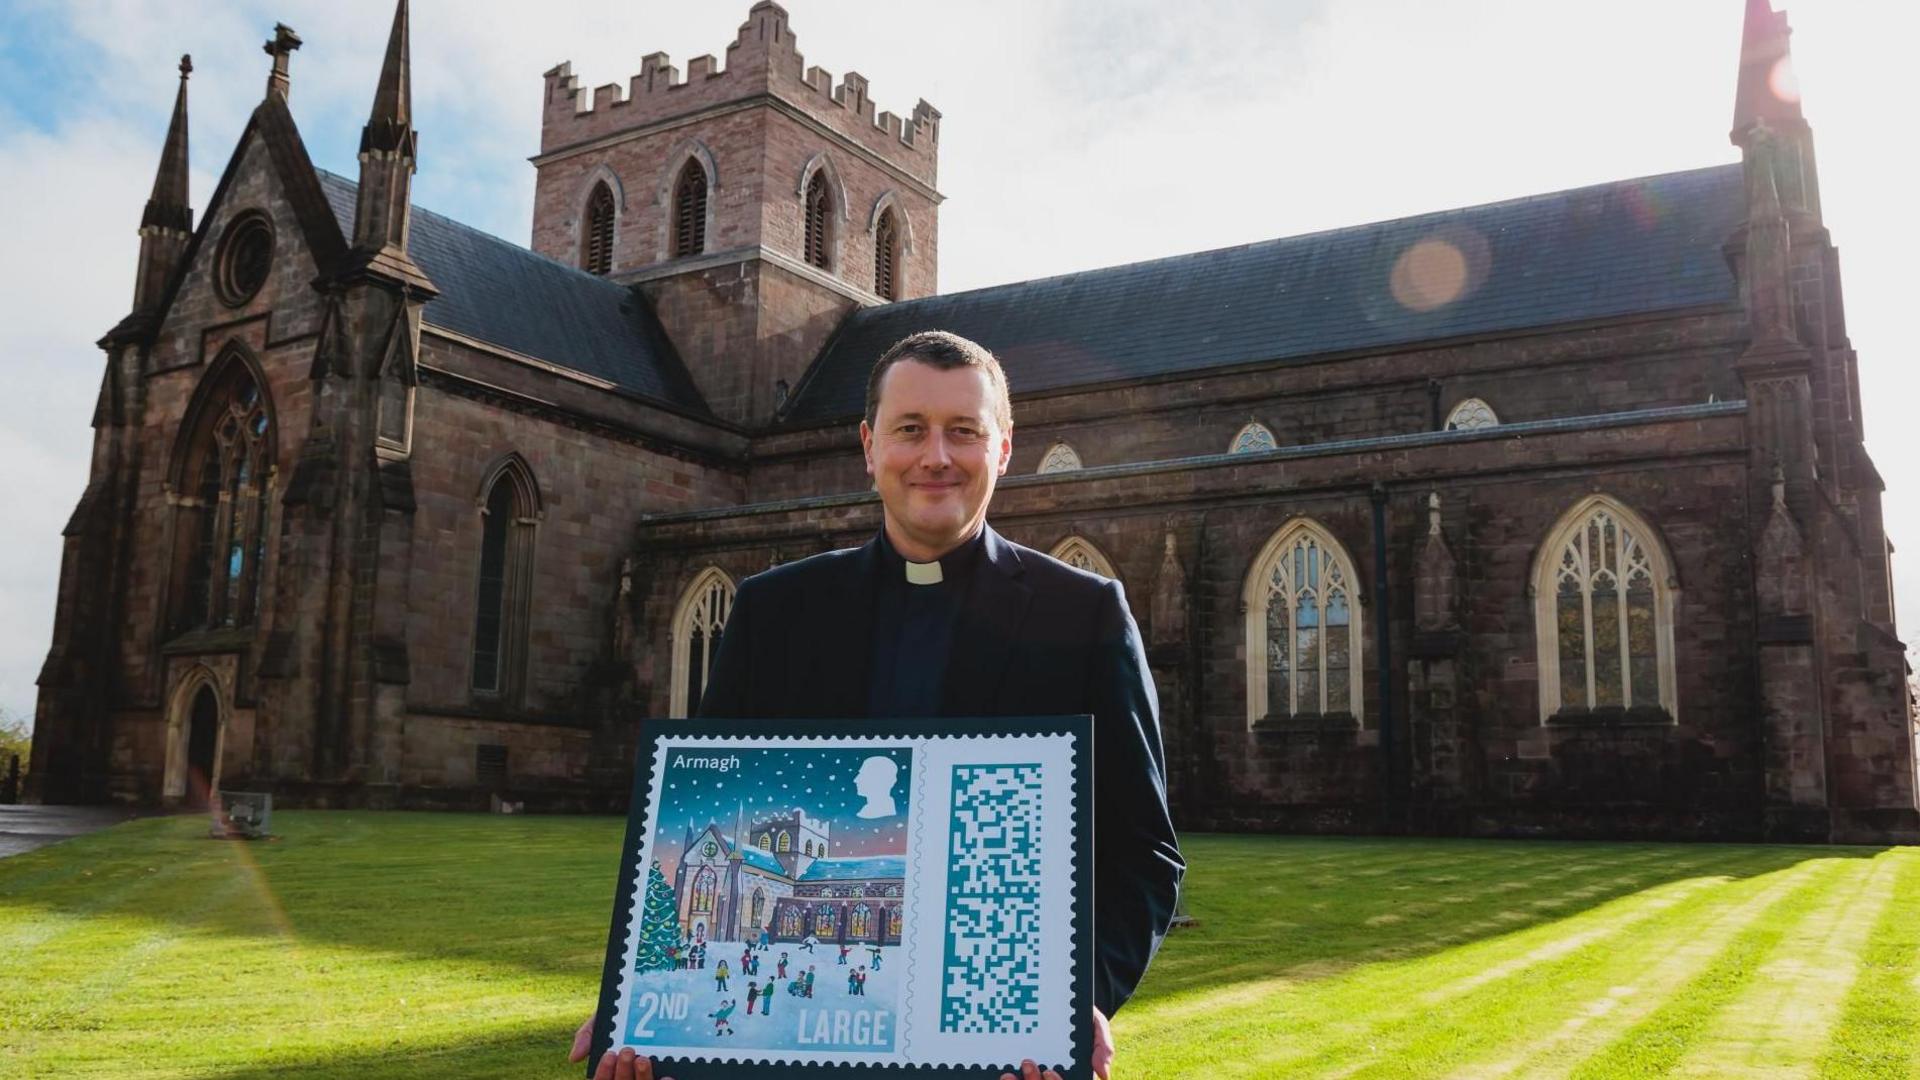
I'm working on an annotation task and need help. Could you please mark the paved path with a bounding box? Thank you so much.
[0,804,141,859]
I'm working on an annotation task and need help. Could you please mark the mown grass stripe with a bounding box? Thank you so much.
[1815,850,1920,1080]
[1667,854,1892,1077]
[1443,855,1846,1079]
[1567,855,1876,1079]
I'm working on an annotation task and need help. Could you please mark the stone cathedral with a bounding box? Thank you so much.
[31,0,1919,842]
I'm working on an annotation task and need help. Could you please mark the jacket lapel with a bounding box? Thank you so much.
[810,535,879,718]
[941,524,1032,717]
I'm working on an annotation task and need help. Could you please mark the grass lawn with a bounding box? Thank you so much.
[1,814,1916,1079]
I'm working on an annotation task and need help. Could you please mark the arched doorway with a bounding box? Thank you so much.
[185,685,219,808]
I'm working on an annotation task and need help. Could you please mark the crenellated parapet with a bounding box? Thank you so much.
[538,2,938,184]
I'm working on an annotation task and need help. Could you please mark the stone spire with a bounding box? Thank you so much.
[347,0,434,293]
[131,55,194,316]
[1731,0,1820,220]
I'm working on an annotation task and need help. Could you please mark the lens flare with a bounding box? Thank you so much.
[1391,239,1468,313]
[1768,55,1800,105]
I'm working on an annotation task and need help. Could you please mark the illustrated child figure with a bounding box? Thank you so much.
[745,980,758,1015]
[846,969,858,995]
[801,934,818,953]
[804,967,816,998]
[759,928,771,950]
[777,952,789,979]
[759,979,773,1016]
[854,967,867,996]
[742,947,751,972]
[709,999,736,1037]
[867,945,882,970]
[715,959,729,992]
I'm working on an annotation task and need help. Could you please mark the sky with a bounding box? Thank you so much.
[0,0,1914,729]
[652,746,911,886]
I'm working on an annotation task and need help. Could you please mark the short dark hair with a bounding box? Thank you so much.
[863,330,1012,433]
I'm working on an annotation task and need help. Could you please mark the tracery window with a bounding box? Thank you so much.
[583,181,615,275]
[471,458,538,699]
[1445,398,1499,431]
[691,868,717,913]
[170,353,274,632]
[873,207,900,300]
[848,902,872,939]
[1037,442,1083,474]
[885,905,902,938]
[749,889,766,926]
[779,906,803,937]
[814,904,837,936]
[1243,520,1364,725]
[1533,496,1677,721]
[1049,535,1117,579]
[804,171,832,270]
[1230,422,1277,454]
[669,567,735,717]
[671,158,707,258]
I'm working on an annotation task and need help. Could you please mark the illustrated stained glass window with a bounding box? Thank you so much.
[814,904,837,936]
[849,903,872,939]
[1255,524,1361,721]
[692,868,717,913]
[1544,501,1672,716]
[778,831,791,853]
[758,832,771,850]
[886,905,902,938]
[779,907,802,937]
[750,889,765,926]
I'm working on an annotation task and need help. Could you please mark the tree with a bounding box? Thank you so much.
[633,860,681,973]
[0,707,30,781]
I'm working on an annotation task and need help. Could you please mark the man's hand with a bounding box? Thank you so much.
[996,1007,1114,1080]
[570,1015,674,1080]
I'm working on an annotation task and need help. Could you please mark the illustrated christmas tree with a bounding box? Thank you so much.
[634,860,682,973]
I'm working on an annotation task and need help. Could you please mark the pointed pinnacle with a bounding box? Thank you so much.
[362,0,414,154]
[142,55,192,233]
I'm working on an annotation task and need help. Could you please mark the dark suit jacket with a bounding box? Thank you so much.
[698,524,1185,1015]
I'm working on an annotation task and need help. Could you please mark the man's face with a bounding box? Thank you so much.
[860,359,1012,561]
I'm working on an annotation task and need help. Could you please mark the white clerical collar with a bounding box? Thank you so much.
[904,560,944,586]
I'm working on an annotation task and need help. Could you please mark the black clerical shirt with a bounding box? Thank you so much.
[865,528,986,718]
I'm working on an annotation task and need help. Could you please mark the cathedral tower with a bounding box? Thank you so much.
[529,2,942,426]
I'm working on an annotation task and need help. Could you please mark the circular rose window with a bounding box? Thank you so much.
[215,212,274,306]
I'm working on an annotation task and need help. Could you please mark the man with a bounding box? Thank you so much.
[577,331,1184,1080]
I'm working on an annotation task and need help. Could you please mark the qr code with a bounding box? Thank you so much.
[939,763,1045,1034]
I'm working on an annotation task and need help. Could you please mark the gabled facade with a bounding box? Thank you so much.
[32,1,1918,842]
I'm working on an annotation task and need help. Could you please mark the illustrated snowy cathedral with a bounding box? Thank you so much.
[675,809,905,945]
[30,0,1920,843]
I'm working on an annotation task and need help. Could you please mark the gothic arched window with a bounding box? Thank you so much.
[885,905,902,939]
[777,830,791,853]
[1533,496,1678,722]
[814,903,837,937]
[758,832,772,851]
[1049,536,1117,579]
[691,867,717,913]
[670,567,735,717]
[672,158,707,258]
[169,352,274,633]
[749,888,766,927]
[1445,398,1499,431]
[471,457,539,699]
[1037,442,1083,474]
[779,905,803,937]
[804,171,833,270]
[1243,520,1364,725]
[848,902,872,939]
[583,181,615,275]
[1230,422,1277,454]
[873,207,900,300]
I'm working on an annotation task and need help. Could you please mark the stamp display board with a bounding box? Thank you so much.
[589,717,1093,1079]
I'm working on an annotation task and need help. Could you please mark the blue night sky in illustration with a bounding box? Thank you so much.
[651,746,912,881]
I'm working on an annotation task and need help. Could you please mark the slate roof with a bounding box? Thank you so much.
[784,163,1746,426]
[740,846,785,874]
[798,855,906,882]
[315,170,706,413]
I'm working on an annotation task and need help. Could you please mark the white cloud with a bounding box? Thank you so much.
[2,0,1917,727]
